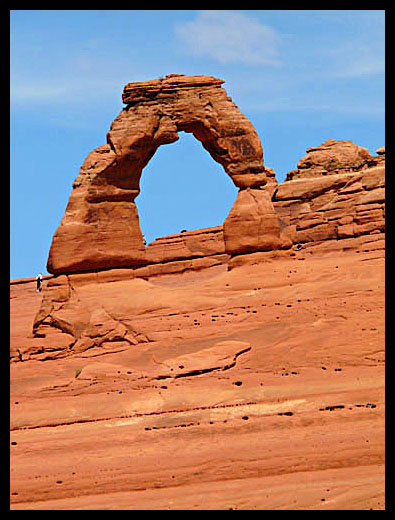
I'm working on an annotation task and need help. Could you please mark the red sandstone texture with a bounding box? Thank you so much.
[10,75,385,510]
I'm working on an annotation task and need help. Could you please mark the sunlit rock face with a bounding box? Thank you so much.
[47,74,276,275]
[272,141,385,245]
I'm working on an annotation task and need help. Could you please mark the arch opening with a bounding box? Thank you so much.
[135,131,238,246]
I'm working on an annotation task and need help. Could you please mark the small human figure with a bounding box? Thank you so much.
[36,273,43,293]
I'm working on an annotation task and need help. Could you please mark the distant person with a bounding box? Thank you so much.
[36,273,43,293]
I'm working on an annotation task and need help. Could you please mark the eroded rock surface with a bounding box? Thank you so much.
[10,236,385,509]
[224,188,288,254]
[273,141,385,246]
[285,139,381,180]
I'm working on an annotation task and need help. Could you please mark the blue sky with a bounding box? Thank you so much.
[10,10,385,279]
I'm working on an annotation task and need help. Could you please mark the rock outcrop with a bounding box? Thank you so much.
[223,188,288,255]
[47,74,278,274]
[285,139,377,180]
[273,141,385,246]
[9,73,382,366]
[146,226,225,264]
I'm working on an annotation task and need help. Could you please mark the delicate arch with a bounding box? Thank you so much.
[47,75,279,274]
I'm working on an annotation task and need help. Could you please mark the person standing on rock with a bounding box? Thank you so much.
[36,273,43,293]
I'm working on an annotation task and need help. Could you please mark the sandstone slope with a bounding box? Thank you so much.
[10,238,385,510]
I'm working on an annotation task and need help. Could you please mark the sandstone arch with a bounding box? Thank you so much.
[47,75,281,274]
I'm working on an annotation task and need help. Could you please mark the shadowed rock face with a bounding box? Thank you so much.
[47,74,277,275]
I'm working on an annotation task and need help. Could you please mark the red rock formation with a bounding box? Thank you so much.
[27,137,385,361]
[10,128,385,508]
[273,140,385,246]
[285,139,373,181]
[47,75,276,275]
[223,188,288,255]
[145,226,225,264]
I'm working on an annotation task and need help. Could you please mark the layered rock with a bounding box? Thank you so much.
[273,142,385,246]
[10,234,385,509]
[47,74,276,274]
[145,226,225,264]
